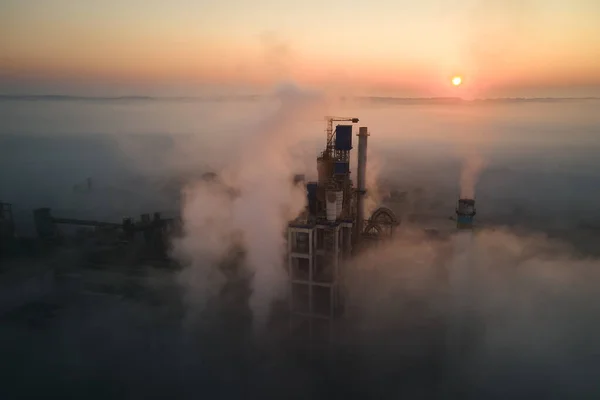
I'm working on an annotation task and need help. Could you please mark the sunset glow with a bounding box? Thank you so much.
[1,0,600,96]
[452,77,463,87]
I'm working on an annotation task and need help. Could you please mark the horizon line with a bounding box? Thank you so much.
[1,94,599,103]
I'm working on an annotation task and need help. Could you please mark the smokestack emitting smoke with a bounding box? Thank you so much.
[173,84,326,331]
[451,160,480,363]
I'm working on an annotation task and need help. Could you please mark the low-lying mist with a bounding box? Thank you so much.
[344,226,600,397]
[2,89,600,398]
[3,226,600,398]
[173,84,329,331]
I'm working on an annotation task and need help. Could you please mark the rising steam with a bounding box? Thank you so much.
[460,153,485,199]
[173,84,327,331]
[364,148,385,218]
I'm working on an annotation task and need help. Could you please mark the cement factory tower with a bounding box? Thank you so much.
[287,117,361,343]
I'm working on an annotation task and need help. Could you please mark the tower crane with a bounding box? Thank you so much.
[324,116,359,158]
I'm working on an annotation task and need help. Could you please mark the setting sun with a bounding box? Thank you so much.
[452,76,462,86]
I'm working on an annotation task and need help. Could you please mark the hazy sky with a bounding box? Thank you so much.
[2,0,599,97]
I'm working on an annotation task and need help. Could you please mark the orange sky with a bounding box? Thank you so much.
[2,0,600,96]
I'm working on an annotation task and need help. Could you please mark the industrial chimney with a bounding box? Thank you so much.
[356,127,369,240]
[455,198,476,230]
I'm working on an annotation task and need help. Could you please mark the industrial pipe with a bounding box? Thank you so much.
[356,126,369,239]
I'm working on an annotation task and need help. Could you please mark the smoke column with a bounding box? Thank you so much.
[364,149,385,218]
[228,85,320,331]
[459,153,485,199]
[173,84,328,332]
[173,178,235,324]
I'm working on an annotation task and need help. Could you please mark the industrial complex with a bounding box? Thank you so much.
[286,117,400,342]
[0,116,478,348]
[285,117,476,342]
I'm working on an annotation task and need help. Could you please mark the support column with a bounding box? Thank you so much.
[356,127,369,244]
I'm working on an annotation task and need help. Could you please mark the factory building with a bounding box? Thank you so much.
[287,117,399,342]
[32,207,180,265]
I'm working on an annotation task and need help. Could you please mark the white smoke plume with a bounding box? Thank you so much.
[459,152,486,199]
[364,148,385,218]
[173,179,235,324]
[172,83,329,331]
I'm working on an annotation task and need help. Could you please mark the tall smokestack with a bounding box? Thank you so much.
[356,127,369,241]
[456,198,476,230]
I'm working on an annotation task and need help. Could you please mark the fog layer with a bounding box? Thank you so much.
[2,93,600,398]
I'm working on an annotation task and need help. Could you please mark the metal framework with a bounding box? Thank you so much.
[365,206,400,238]
[324,116,358,159]
[288,221,352,343]
[286,117,399,344]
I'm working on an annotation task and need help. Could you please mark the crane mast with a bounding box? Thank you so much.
[324,116,359,158]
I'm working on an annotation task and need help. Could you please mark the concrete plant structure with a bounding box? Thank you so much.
[287,117,399,342]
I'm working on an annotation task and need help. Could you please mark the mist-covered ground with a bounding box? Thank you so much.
[2,90,600,398]
[3,93,600,244]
